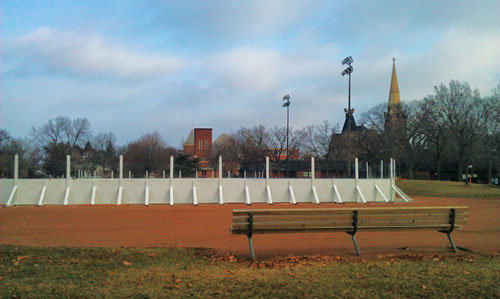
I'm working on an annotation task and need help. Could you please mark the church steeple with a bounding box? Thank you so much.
[385,57,407,135]
[388,57,401,108]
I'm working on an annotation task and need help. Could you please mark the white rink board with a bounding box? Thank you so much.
[0,177,394,206]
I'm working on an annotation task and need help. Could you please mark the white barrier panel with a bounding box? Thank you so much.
[267,180,289,203]
[16,180,43,205]
[245,179,267,203]
[333,179,357,203]
[0,177,395,206]
[69,179,93,205]
[373,179,391,202]
[193,179,218,204]
[290,179,313,203]
[148,180,170,204]
[221,179,245,203]
[44,180,67,205]
[95,180,120,204]
[1,180,15,205]
[172,179,193,204]
[313,179,336,203]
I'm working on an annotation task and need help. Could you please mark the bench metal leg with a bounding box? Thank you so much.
[248,235,255,260]
[446,232,457,253]
[351,235,361,256]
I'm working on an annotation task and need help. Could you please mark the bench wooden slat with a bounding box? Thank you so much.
[232,213,467,223]
[231,225,464,235]
[233,206,468,216]
[230,220,466,232]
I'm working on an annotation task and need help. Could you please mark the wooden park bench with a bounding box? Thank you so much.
[230,206,468,260]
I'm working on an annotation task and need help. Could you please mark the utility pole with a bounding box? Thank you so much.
[283,94,291,178]
[342,56,354,178]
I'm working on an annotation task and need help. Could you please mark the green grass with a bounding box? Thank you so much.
[1,245,500,298]
[397,180,500,199]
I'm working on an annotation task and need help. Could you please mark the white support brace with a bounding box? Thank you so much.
[312,186,320,204]
[288,181,297,205]
[390,158,395,202]
[375,185,389,203]
[355,157,359,203]
[91,185,97,205]
[169,155,174,205]
[38,185,47,206]
[117,186,122,205]
[63,187,70,205]
[218,155,223,205]
[169,186,174,206]
[244,186,251,205]
[393,185,411,202]
[355,185,367,204]
[266,185,273,204]
[6,185,18,206]
[333,184,343,204]
[192,182,198,206]
[218,185,224,205]
[63,154,71,205]
[145,185,149,206]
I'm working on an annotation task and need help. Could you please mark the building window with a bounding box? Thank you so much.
[202,170,207,176]
[199,139,202,149]
[205,139,209,148]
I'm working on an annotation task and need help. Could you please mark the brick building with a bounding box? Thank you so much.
[183,128,213,177]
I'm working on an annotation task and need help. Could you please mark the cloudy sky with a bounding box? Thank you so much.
[2,1,499,147]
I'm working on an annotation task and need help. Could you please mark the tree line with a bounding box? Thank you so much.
[1,80,499,183]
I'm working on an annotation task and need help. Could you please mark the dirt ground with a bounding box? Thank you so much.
[1,197,499,259]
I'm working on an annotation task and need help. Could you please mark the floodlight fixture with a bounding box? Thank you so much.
[342,56,353,65]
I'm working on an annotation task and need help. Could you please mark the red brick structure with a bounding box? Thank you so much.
[183,128,214,178]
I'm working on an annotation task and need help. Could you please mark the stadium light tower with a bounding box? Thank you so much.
[283,94,291,178]
[342,56,354,177]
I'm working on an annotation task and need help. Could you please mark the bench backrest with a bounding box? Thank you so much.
[230,207,468,235]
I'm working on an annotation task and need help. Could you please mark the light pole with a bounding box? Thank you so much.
[342,56,354,178]
[283,94,291,178]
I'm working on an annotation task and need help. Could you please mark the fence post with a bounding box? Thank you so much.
[14,154,19,183]
[380,160,383,178]
[366,161,369,178]
[119,155,123,179]
[6,155,19,206]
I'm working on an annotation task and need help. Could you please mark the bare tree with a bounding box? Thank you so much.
[93,132,117,175]
[125,132,176,177]
[65,118,92,147]
[298,121,340,177]
[427,81,484,184]
[232,125,268,175]
[265,126,301,177]
[30,116,68,147]
[209,134,240,174]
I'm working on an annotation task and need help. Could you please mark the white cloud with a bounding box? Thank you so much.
[6,27,184,79]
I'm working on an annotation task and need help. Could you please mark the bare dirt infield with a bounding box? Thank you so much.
[1,197,499,259]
